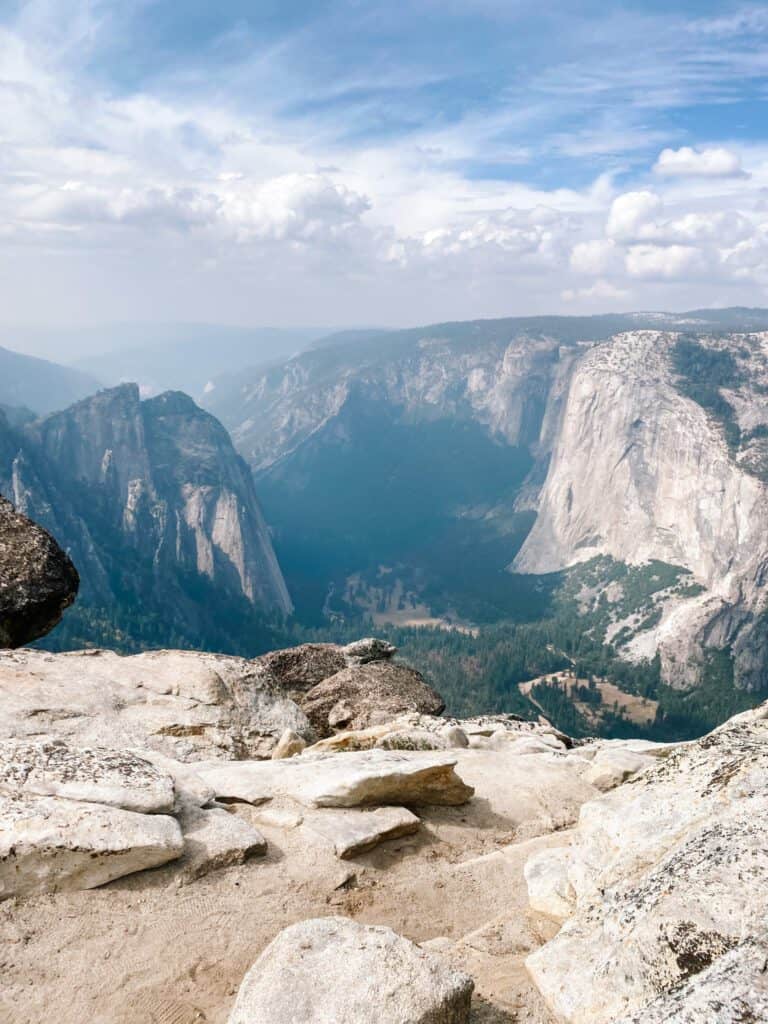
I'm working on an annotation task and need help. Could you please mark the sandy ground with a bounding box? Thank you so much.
[0,749,587,1024]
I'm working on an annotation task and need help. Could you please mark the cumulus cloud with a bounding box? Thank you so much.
[625,244,710,280]
[5,2,768,329]
[606,192,663,242]
[569,238,619,275]
[653,146,748,179]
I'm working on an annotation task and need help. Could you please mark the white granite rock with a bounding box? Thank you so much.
[303,806,420,858]
[176,804,267,881]
[524,847,575,920]
[584,747,656,791]
[197,750,474,809]
[525,704,768,1022]
[0,793,183,899]
[271,729,306,759]
[0,739,175,813]
[0,648,312,762]
[227,916,474,1024]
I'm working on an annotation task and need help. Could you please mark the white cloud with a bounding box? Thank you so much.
[570,238,618,274]
[562,278,629,302]
[625,244,710,280]
[606,192,663,242]
[4,3,768,332]
[654,146,748,179]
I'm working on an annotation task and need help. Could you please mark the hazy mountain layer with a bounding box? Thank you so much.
[0,345,101,415]
[73,324,330,399]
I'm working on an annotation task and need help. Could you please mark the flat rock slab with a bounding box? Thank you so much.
[304,806,420,858]
[0,739,176,814]
[197,750,474,809]
[0,793,183,899]
[227,916,474,1024]
[0,648,313,763]
[177,805,267,881]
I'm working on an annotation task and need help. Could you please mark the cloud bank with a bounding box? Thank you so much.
[2,0,768,337]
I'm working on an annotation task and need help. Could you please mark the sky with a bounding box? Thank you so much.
[4,0,768,346]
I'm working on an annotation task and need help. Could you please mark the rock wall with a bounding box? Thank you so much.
[0,384,292,637]
[515,331,768,690]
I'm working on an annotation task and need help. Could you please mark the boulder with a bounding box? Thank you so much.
[255,643,347,699]
[304,722,400,754]
[612,942,768,1023]
[176,804,267,881]
[0,739,175,813]
[0,497,79,647]
[303,805,420,858]
[439,725,469,748]
[523,847,575,920]
[584,747,656,791]
[227,916,474,1024]
[271,729,306,759]
[197,750,474,808]
[0,648,312,762]
[525,703,768,1023]
[0,793,183,899]
[342,637,397,664]
[131,748,215,809]
[376,728,450,752]
[300,662,445,738]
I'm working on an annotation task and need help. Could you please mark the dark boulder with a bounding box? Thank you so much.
[0,497,79,647]
[256,643,348,700]
[342,638,397,664]
[299,661,446,738]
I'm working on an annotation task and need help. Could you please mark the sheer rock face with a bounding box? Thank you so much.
[227,916,474,1024]
[514,331,768,690]
[524,702,768,1023]
[0,496,79,646]
[299,661,446,738]
[0,385,291,637]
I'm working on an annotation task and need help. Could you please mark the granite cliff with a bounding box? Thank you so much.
[0,385,291,651]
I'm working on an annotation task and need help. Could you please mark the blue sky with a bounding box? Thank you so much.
[3,0,768,342]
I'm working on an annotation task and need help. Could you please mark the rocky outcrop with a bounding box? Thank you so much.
[0,740,175,813]
[196,749,475,808]
[227,916,474,1024]
[300,662,446,737]
[0,648,313,762]
[0,496,79,646]
[303,805,420,858]
[523,702,768,1022]
[255,642,348,699]
[0,384,291,651]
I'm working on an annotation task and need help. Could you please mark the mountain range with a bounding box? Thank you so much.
[5,307,768,738]
[203,307,768,734]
